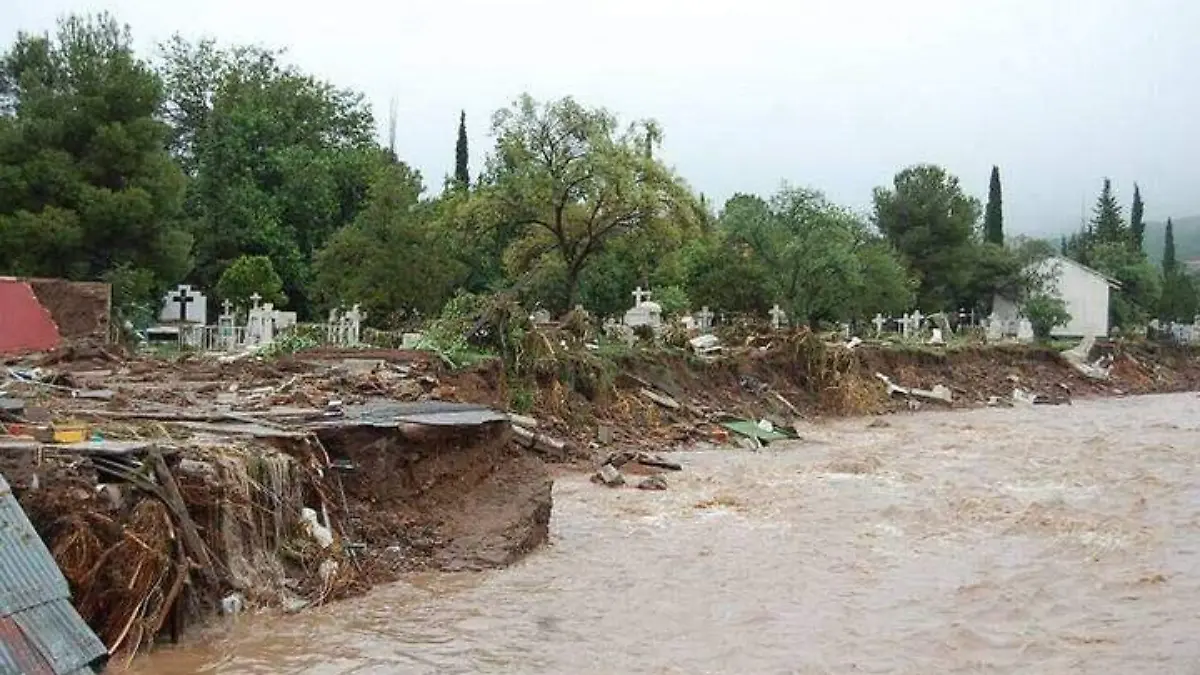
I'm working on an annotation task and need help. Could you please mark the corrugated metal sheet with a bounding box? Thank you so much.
[12,602,105,674]
[0,473,106,674]
[0,475,69,617]
[0,617,55,675]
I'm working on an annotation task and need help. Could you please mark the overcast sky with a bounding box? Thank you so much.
[4,0,1197,234]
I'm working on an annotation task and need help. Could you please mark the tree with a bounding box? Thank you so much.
[484,94,701,310]
[720,188,913,324]
[1162,217,1177,273]
[0,14,191,307]
[157,37,379,318]
[312,162,465,326]
[1130,183,1145,252]
[215,255,286,309]
[1091,178,1126,246]
[454,110,470,187]
[984,165,1003,245]
[872,165,982,310]
[1022,292,1071,341]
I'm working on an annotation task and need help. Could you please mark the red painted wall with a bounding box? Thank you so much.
[0,278,62,354]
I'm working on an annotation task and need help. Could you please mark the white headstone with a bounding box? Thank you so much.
[929,327,945,345]
[910,310,924,336]
[249,293,262,309]
[159,284,207,325]
[901,312,912,338]
[872,313,886,337]
[769,304,787,330]
[273,310,297,332]
[986,313,1003,340]
[345,304,364,346]
[531,308,552,324]
[624,301,662,330]
[632,286,652,306]
[696,306,714,334]
[1017,318,1034,342]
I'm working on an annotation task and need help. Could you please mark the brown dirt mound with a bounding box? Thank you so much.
[27,278,111,341]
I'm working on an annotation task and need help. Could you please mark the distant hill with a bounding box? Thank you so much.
[1143,216,1200,267]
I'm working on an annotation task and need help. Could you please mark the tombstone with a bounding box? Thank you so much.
[695,306,715,334]
[531,308,552,325]
[900,312,912,339]
[872,313,887,337]
[1016,318,1034,342]
[929,327,945,345]
[910,310,924,337]
[769,304,787,330]
[217,300,237,351]
[623,287,662,331]
[840,322,851,340]
[159,284,207,324]
[327,308,341,344]
[986,313,1003,340]
[272,310,298,333]
[345,304,364,346]
[246,303,275,346]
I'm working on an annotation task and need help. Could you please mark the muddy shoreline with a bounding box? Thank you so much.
[3,335,1199,665]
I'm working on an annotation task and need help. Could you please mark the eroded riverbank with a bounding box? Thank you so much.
[124,393,1200,674]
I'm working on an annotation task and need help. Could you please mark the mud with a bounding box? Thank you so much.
[26,278,112,341]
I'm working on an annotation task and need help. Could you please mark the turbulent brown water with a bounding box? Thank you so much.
[125,393,1200,674]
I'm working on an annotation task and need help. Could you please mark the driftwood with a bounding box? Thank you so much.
[149,451,221,589]
[512,425,569,458]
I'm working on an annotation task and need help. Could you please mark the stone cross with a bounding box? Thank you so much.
[632,286,651,306]
[159,284,207,325]
[872,313,886,336]
[900,312,911,338]
[249,293,262,309]
[910,310,924,335]
[345,304,364,346]
[695,306,714,333]
[769,304,787,330]
[171,287,195,322]
[221,300,233,317]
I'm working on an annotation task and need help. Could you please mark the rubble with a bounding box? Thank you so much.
[592,463,625,487]
[637,475,668,491]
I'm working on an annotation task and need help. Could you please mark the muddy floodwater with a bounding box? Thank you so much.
[127,393,1200,674]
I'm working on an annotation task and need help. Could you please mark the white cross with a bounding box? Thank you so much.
[221,299,233,316]
[249,293,262,309]
[696,306,714,331]
[769,304,787,329]
[911,310,924,332]
[632,286,651,305]
[872,313,886,336]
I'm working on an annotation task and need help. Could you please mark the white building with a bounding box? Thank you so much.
[993,256,1120,337]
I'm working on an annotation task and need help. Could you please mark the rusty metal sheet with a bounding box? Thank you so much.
[11,601,106,674]
[0,616,55,675]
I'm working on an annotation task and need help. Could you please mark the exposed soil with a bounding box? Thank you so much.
[27,278,111,341]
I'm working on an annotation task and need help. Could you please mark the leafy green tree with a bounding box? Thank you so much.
[1130,184,1145,252]
[1022,292,1071,341]
[312,162,465,326]
[483,94,702,310]
[454,110,470,187]
[1091,178,1126,246]
[872,164,982,310]
[679,230,773,317]
[215,254,286,308]
[1158,217,1198,321]
[984,165,1003,245]
[719,187,913,324]
[1090,241,1160,328]
[0,14,191,305]
[157,37,379,317]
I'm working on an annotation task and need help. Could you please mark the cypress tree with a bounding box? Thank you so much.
[984,166,1003,244]
[1090,178,1125,245]
[1130,183,1145,252]
[1163,217,1177,273]
[454,110,470,187]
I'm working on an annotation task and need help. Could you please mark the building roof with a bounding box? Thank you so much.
[1046,256,1122,289]
[0,473,107,674]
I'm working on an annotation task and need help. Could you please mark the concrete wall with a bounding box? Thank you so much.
[992,257,1111,337]
[1041,258,1110,337]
